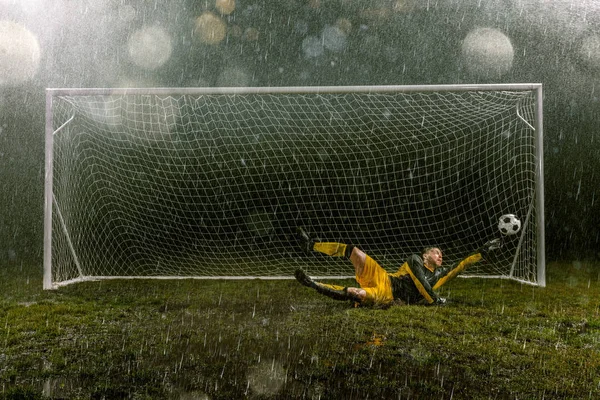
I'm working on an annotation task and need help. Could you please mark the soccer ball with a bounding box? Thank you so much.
[498,214,521,236]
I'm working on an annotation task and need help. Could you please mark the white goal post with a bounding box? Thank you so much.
[44,84,545,289]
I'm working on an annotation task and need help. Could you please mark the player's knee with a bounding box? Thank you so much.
[349,247,366,263]
[349,249,367,275]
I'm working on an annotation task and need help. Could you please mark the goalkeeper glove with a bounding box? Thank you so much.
[479,238,503,258]
[435,297,447,305]
[428,297,447,306]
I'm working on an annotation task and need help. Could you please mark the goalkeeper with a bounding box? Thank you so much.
[294,227,502,307]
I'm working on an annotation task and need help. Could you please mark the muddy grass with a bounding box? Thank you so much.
[1,261,599,399]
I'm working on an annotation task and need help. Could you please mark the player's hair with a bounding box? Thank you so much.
[422,247,440,257]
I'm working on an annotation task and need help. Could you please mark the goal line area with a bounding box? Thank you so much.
[44,84,545,289]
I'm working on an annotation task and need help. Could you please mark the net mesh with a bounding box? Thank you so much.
[47,87,541,286]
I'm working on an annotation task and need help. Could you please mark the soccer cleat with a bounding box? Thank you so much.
[296,226,316,253]
[294,268,316,288]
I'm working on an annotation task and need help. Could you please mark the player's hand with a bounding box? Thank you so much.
[479,238,503,258]
[483,238,503,251]
[433,297,447,305]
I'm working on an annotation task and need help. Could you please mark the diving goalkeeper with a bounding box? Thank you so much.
[294,227,502,307]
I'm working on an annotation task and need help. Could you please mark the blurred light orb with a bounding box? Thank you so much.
[217,66,250,87]
[118,4,137,22]
[0,21,41,86]
[229,24,243,38]
[294,20,309,36]
[216,0,236,15]
[302,36,324,58]
[579,34,600,70]
[194,12,227,45]
[322,25,347,53]
[178,391,211,400]
[247,360,286,396]
[128,25,172,70]
[16,0,45,15]
[244,27,260,42]
[461,28,514,78]
[335,18,352,35]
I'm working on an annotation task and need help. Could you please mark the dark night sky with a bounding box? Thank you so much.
[0,0,599,268]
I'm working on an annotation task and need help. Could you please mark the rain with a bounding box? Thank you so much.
[1,0,600,398]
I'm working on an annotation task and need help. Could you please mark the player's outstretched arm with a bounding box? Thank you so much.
[432,239,503,290]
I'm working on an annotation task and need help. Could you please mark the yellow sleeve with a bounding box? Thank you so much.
[432,253,482,290]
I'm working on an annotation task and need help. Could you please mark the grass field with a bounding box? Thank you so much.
[1,261,599,399]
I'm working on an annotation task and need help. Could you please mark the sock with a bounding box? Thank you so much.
[315,282,346,291]
[313,283,351,301]
[344,244,355,258]
[313,242,354,259]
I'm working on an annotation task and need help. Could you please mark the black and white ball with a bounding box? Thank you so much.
[498,214,521,236]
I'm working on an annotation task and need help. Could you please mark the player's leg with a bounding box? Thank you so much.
[296,227,377,302]
[347,245,366,277]
[294,269,365,302]
[352,248,395,306]
[297,227,364,276]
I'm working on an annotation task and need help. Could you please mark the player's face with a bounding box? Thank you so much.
[424,248,443,268]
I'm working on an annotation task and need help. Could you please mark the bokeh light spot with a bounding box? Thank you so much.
[0,20,41,86]
[461,27,514,78]
[579,34,600,70]
[194,12,227,45]
[127,25,173,71]
[302,36,324,58]
[247,360,286,396]
[217,66,250,87]
[216,0,236,15]
[335,18,352,35]
[322,25,347,53]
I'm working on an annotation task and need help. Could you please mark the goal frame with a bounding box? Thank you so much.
[43,84,545,289]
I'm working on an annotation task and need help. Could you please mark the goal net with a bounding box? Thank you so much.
[44,85,545,289]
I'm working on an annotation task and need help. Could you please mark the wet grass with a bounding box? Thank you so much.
[1,261,600,399]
